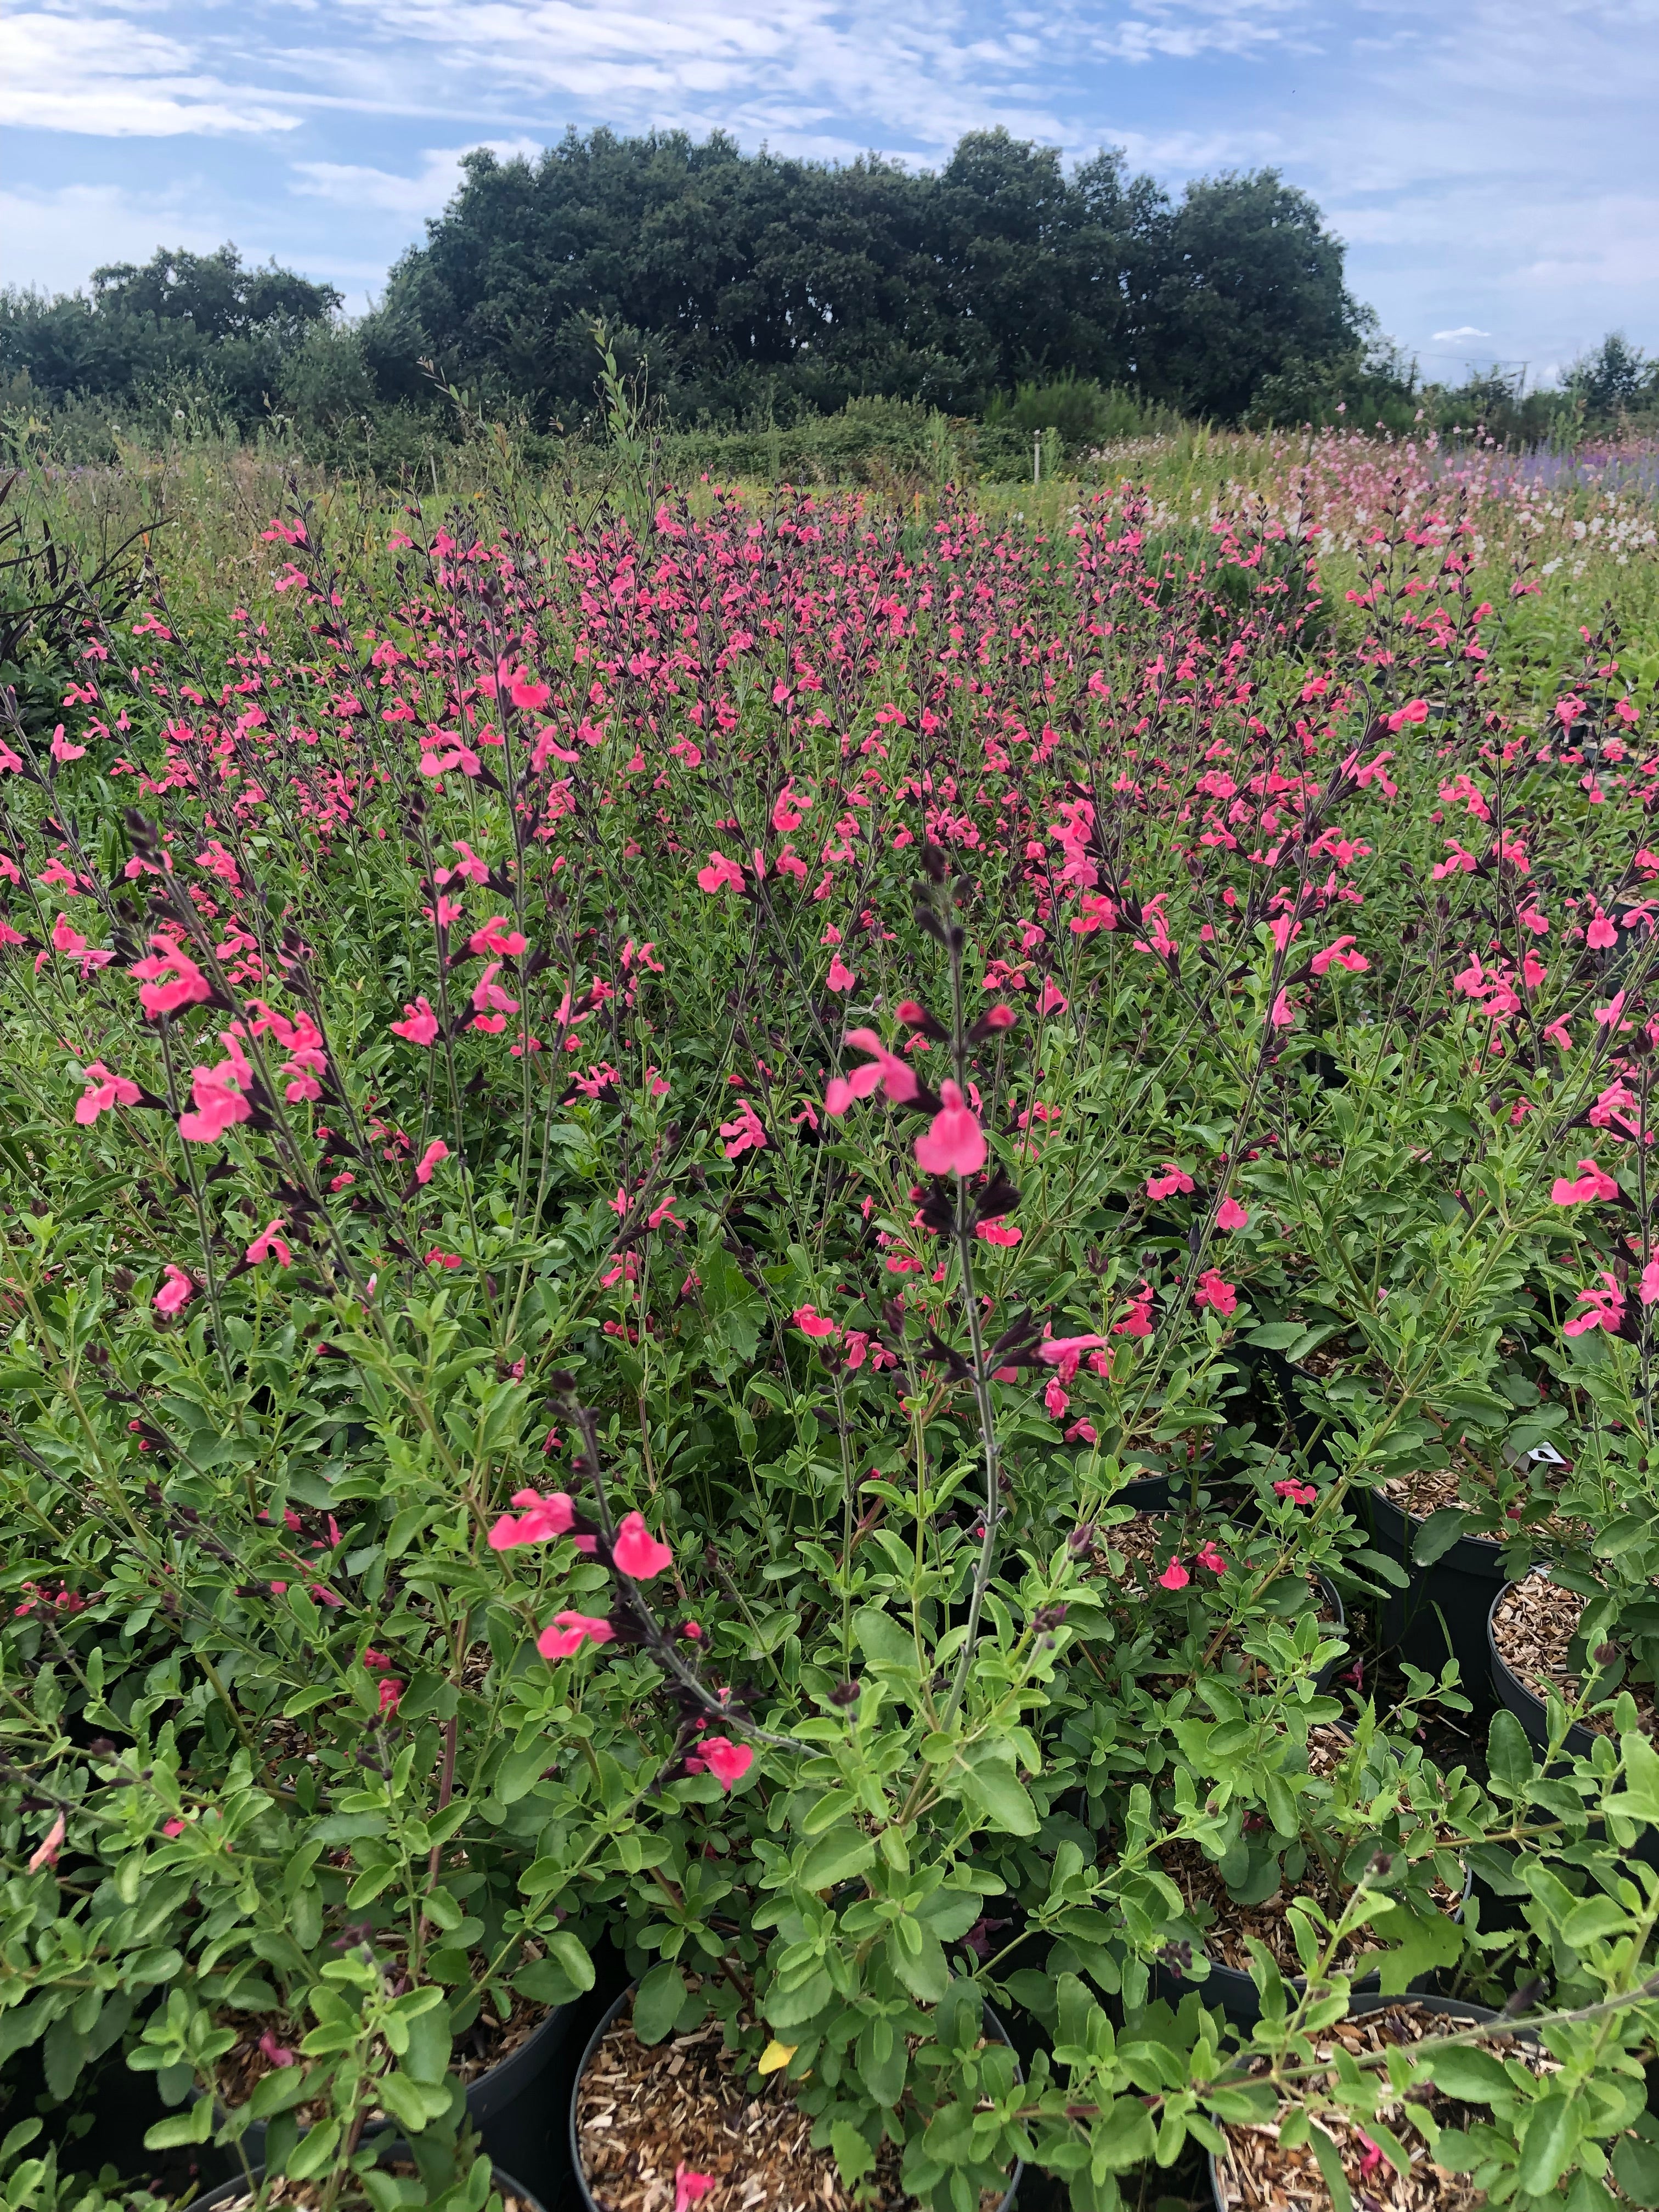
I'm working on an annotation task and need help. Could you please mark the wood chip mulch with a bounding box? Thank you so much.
[574,2000,1012,2212]
[1378,1464,1577,1542]
[1490,1572,1657,1740]
[1213,2001,1544,2212]
[208,2164,538,2212]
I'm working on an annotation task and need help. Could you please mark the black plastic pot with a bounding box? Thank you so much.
[1487,1574,1599,1760]
[569,1985,1022,2212]
[1369,1488,1508,1714]
[182,2146,546,2211]
[208,1989,594,2200]
[1154,1860,1471,2027]
[1205,1992,1509,2209]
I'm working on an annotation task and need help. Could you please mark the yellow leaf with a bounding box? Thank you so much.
[758,2040,798,2076]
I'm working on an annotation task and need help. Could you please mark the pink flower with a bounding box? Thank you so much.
[1311,935,1369,976]
[827,953,857,991]
[1064,1419,1098,1444]
[469,915,528,957]
[75,1062,140,1124]
[132,938,211,1020]
[247,1220,292,1268]
[977,1219,1022,1246]
[720,1099,768,1159]
[1641,1259,1659,1307]
[915,1080,987,1177]
[612,1510,673,1579]
[1273,1479,1318,1506]
[472,962,520,1028]
[153,1265,195,1315]
[1269,989,1295,1029]
[538,1611,616,1660]
[1357,2135,1383,2181]
[825,1028,919,1114]
[377,1678,402,1717]
[177,1065,250,1145]
[696,850,746,894]
[675,2166,716,2212]
[1216,1196,1250,1232]
[1146,1165,1193,1199]
[1193,1269,1238,1316]
[793,1305,839,1339]
[489,1488,577,1549]
[27,1812,65,1872]
[1195,1542,1227,1574]
[1551,1158,1619,1205]
[1043,1376,1070,1420]
[425,1248,464,1269]
[258,2030,298,2068]
[1112,1288,1155,1338]
[697,1736,753,1790]
[49,725,86,764]
[1565,1272,1625,1338]
[1158,1558,1189,1590]
[1040,1333,1109,1383]
[392,997,440,1045]
[1037,979,1069,1016]
[414,1139,449,1184]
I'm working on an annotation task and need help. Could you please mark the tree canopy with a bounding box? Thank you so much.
[366,126,1367,425]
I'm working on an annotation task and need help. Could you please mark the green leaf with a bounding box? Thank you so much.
[513,1934,596,2009]
[1419,2046,1514,2103]
[1615,1731,1659,1825]
[1413,1508,1469,1565]
[633,1962,687,2045]
[246,2064,313,2120]
[1307,2123,1352,2212]
[962,1755,1038,1837]
[830,2122,876,2188]
[377,2070,433,2134]
[1517,2093,1581,2195]
[1613,2129,1659,2206]
[1367,1899,1462,1994]
[854,1607,918,1671]
[1091,2097,1156,2172]
[798,1826,876,1892]
[887,1923,949,2002]
[1486,1708,1535,1792]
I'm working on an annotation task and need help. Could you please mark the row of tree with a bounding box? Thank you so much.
[2,126,1654,465]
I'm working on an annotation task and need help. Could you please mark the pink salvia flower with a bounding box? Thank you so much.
[414,1139,449,1184]
[469,915,528,956]
[827,952,857,992]
[538,1611,616,1660]
[391,997,441,1045]
[1565,1272,1625,1338]
[675,2167,716,2212]
[1551,1159,1619,1205]
[915,1080,986,1176]
[1195,1542,1227,1574]
[1273,1479,1318,1506]
[1193,1269,1238,1316]
[792,1305,839,1339]
[825,1028,919,1115]
[1158,1558,1189,1590]
[1040,1334,1109,1383]
[27,1812,65,1872]
[153,1265,195,1315]
[1146,1165,1194,1199]
[697,1737,753,1790]
[75,1063,140,1124]
[696,850,746,894]
[488,1489,576,1549]
[612,1511,673,1579]
[1215,1196,1250,1231]
[246,1221,292,1268]
[720,1099,768,1159]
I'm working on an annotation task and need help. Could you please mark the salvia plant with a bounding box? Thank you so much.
[0,455,1655,2212]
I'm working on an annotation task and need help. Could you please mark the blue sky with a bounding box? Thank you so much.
[2,0,1653,386]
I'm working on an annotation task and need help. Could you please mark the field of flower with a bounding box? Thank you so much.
[5,431,1659,2212]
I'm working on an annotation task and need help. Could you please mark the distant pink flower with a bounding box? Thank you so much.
[377,1678,402,1717]
[1565,1272,1625,1338]
[1195,1542,1227,1575]
[825,1027,919,1114]
[392,997,440,1045]
[696,849,746,894]
[471,962,520,1029]
[1216,1196,1249,1231]
[1040,1334,1109,1383]
[1269,989,1295,1029]
[132,938,211,1020]
[915,1080,986,1177]
[153,1265,195,1315]
[1146,1165,1193,1199]
[675,2165,716,2212]
[246,1220,292,1268]
[698,1736,754,1790]
[1357,2135,1384,2181]
[1586,909,1618,951]
[1311,935,1369,975]
[414,1139,449,1184]
[1552,1158,1618,1205]
[1193,1269,1238,1316]
[1064,1419,1098,1444]
[177,1064,250,1144]
[1113,1287,1155,1338]
[1037,979,1069,1016]
[612,1510,673,1579]
[257,2029,297,2068]
[793,1305,838,1339]
[489,1489,577,1551]
[720,1099,768,1159]
[1158,1558,1189,1590]
[27,1812,65,1872]
[1273,1479,1318,1506]
[1044,1376,1070,1420]
[425,1247,463,1269]
[827,953,857,991]
[469,915,528,957]
[75,1062,140,1124]
[49,725,86,765]
[1641,1258,1659,1307]
[977,1219,1022,1246]
[538,1611,615,1660]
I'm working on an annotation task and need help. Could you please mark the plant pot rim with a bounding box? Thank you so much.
[1204,1993,1523,2212]
[179,2143,546,2212]
[1487,1571,1600,1759]
[568,1982,1022,2212]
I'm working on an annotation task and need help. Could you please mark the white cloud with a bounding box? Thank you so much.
[1432,325,1491,340]
[290,140,543,217]
[0,12,301,134]
[0,180,230,291]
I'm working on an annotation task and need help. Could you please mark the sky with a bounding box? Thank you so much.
[1,0,1654,387]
